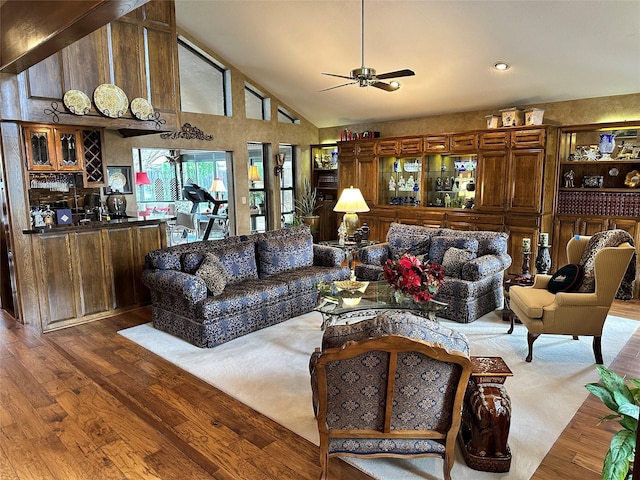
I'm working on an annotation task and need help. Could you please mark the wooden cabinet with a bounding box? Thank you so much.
[553,121,640,298]
[31,220,165,332]
[475,150,508,211]
[508,149,544,213]
[24,124,107,186]
[480,131,510,149]
[13,0,179,132]
[376,139,398,155]
[450,133,478,152]
[424,135,449,154]
[24,125,83,171]
[311,143,339,241]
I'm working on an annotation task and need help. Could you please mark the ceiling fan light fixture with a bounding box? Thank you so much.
[494,61,510,71]
[389,81,400,89]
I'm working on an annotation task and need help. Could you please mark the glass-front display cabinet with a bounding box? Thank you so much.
[425,154,477,208]
[378,156,423,206]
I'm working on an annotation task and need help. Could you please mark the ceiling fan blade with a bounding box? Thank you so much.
[321,72,354,80]
[371,81,400,92]
[319,81,358,92]
[375,69,415,80]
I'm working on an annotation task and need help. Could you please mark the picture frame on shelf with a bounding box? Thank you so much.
[105,166,133,194]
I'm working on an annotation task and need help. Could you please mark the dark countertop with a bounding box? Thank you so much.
[23,216,172,235]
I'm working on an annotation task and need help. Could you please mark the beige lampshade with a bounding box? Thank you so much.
[334,187,369,237]
[210,178,226,192]
[249,165,261,182]
[334,187,369,213]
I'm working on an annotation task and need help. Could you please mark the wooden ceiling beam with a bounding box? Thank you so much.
[0,0,149,73]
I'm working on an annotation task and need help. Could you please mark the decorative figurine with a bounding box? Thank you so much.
[444,193,451,207]
[397,175,406,190]
[435,177,443,191]
[564,170,575,188]
[406,175,414,191]
[338,222,347,246]
[389,176,396,190]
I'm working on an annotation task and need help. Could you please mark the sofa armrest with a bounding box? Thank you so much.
[358,242,391,266]
[461,252,512,281]
[532,274,552,289]
[313,244,346,267]
[142,269,208,304]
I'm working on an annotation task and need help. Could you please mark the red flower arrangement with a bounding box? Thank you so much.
[382,254,445,303]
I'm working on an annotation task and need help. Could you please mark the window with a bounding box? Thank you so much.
[278,144,296,227]
[133,148,232,239]
[277,106,299,124]
[245,83,270,120]
[178,37,230,116]
[248,143,269,233]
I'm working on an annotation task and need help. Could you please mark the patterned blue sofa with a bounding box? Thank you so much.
[355,223,512,323]
[142,225,350,347]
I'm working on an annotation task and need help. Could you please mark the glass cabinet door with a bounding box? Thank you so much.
[55,128,83,171]
[425,154,477,208]
[25,126,56,171]
[378,156,422,206]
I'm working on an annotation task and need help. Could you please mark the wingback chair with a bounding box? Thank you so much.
[309,312,472,480]
[509,232,635,363]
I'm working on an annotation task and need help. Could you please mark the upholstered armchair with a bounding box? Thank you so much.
[508,231,635,363]
[309,312,472,480]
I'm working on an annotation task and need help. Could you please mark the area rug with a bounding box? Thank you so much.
[119,312,638,479]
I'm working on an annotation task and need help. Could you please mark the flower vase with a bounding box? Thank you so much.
[393,290,409,304]
[598,133,616,160]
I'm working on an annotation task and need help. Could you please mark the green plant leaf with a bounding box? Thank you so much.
[618,403,639,422]
[586,383,619,412]
[597,365,634,403]
[603,429,635,480]
[602,450,630,480]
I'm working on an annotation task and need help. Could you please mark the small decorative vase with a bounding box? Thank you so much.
[393,290,408,304]
[598,133,616,160]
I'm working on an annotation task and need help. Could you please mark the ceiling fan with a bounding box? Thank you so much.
[321,0,415,92]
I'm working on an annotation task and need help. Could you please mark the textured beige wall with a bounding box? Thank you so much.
[104,40,319,235]
[318,93,640,143]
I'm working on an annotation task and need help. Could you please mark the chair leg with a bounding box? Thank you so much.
[593,336,603,364]
[572,335,579,340]
[526,332,540,362]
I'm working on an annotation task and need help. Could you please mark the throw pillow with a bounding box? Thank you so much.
[181,252,205,274]
[213,240,259,284]
[429,236,479,265]
[547,264,584,294]
[195,253,229,296]
[256,233,314,278]
[442,247,476,278]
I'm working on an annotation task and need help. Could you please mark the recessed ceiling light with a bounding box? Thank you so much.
[494,62,510,71]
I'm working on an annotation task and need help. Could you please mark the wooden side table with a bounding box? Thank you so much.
[458,356,513,472]
[503,276,534,333]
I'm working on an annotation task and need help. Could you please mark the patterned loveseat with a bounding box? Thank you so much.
[355,223,512,323]
[142,225,350,347]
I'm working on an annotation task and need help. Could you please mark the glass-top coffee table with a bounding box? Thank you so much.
[315,280,448,329]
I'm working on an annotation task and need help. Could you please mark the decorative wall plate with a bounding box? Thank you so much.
[63,90,91,115]
[93,84,128,118]
[130,98,154,120]
[625,170,640,188]
[109,171,127,191]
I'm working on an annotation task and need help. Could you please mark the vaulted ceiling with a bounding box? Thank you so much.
[176,0,640,128]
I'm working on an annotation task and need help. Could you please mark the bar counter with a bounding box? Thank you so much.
[23,215,172,235]
[27,216,167,332]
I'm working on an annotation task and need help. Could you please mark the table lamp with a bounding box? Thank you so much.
[135,171,151,201]
[333,186,369,237]
[210,178,226,200]
[249,164,261,187]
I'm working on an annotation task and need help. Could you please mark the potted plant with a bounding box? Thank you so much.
[585,364,639,480]
[295,178,320,235]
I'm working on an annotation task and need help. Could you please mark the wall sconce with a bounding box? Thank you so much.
[274,153,285,178]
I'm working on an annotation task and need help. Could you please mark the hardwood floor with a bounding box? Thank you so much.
[0,301,638,480]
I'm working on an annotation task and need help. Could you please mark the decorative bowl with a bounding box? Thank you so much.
[624,170,640,188]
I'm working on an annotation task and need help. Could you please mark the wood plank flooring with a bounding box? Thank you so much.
[0,301,638,480]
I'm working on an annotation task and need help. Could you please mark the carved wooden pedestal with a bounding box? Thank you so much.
[458,356,513,472]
